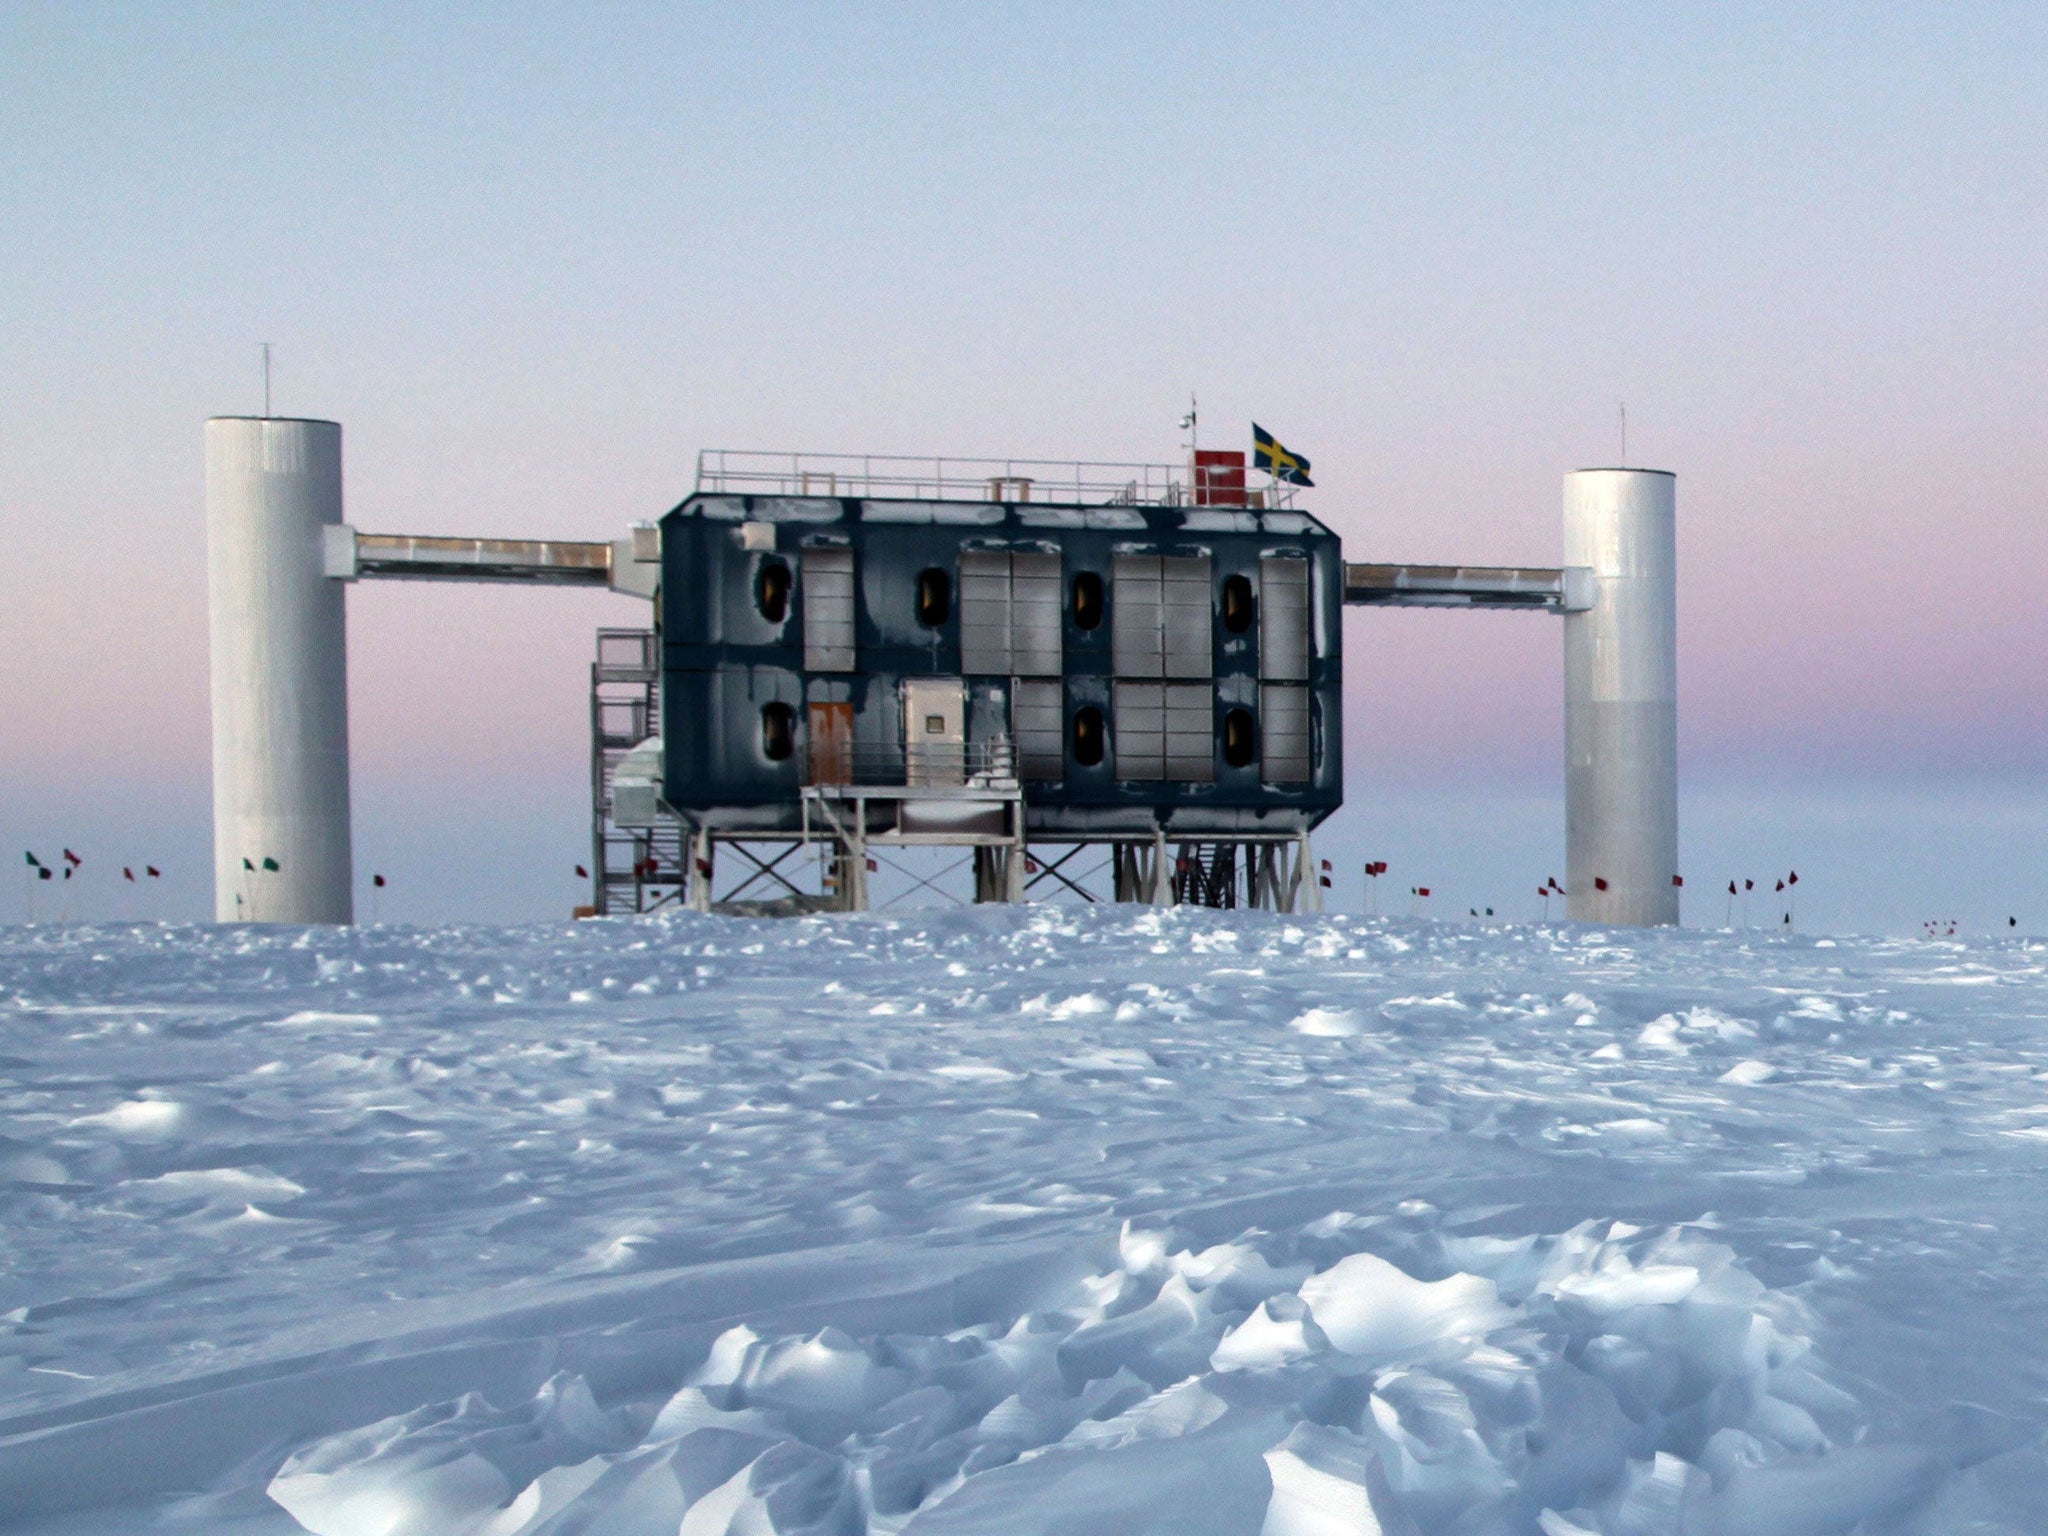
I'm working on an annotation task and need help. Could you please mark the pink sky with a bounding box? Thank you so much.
[4,7,2044,924]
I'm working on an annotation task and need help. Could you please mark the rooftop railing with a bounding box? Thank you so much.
[694,449,1300,509]
[804,738,1020,791]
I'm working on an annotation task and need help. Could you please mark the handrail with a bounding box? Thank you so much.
[694,449,1301,510]
[805,738,1019,789]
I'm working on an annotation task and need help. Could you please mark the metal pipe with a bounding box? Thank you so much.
[206,418,354,923]
[1563,469,1678,925]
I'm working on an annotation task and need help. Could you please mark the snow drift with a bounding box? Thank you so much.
[2,907,2044,1532]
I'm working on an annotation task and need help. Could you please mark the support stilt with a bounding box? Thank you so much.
[688,827,712,913]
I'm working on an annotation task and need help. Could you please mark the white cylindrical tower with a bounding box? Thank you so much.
[206,417,354,923]
[1563,468,1677,926]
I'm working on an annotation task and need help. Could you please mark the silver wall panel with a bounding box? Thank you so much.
[1011,678,1064,780]
[802,547,856,672]
[1112,681,1165,779]
[1259,556,1310,681]
[961,550,1063,677]
[1113,553,1212,679]
[1163,556,1213,679]
[1260,683,1311,783]
[1163,683,1214,781]
[958,549,1011,675]
[1112,554,1164,678]
[1010,551,1063,677]
[1113,681,1214,782]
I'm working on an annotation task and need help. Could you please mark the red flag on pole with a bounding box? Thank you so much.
[373,874,386,888]
[146,866,160,878]
[1417,887,1431,898]
[1671,875,1683,887]
[1727,880,1737,895]
[124,867,135,882]
[575,864,589,879]
[1788,871,1799,885]
[1775,879,1785,893]
[1594,877,1610,891]
[63,849,81,867]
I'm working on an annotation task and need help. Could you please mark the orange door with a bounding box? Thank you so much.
[808,702,854,785]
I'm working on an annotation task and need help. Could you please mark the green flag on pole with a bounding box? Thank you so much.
[261,856,280,872]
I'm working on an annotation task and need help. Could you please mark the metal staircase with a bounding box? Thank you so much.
[589,629,684,914]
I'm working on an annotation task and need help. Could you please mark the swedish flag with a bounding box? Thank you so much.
[1252,424,1313,487]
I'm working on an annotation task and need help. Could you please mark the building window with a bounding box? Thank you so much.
[756,560,791,624]
[1071,571,1104,631]
[916,568,952,626]
[1222,573,1255,633]
[1223,707,1256,767]
[760,701,795,761]
[1071,706,1105,767]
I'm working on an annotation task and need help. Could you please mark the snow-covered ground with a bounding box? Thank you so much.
[3,908,2045,1533]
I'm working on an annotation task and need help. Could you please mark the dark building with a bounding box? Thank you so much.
[657,491,1343,848]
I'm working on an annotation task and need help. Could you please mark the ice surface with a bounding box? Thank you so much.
[3,908,2048,1532]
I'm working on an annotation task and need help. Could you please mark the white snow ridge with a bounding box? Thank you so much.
[2,906,2046,1533]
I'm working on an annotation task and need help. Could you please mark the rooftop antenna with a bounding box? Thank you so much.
[262,343,273,418]
[1618,402,1627,466]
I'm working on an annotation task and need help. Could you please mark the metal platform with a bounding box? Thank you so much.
[587,629,1324,916]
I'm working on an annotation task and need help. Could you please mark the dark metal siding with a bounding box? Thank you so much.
[658,493,1344,835]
